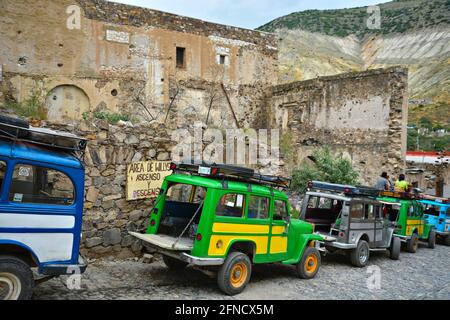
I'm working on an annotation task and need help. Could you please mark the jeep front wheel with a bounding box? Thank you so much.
[217,252,251,296]
[350,240,370,267]
[427,231,436,249]
[389,237,401,260]
[406,233,419,253]
[0,256,34,300]
[297,247,321,279]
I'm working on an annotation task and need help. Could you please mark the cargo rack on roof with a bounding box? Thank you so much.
[419,194,450,203]
[170,162,291,189]
[307,180,380,197]
[0,116,87,157]
[379,190,419,200]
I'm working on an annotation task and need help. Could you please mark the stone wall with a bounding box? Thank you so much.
[41,119,174,258]
[270,67,409,186]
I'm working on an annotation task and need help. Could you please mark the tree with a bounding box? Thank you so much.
[291,146,359,192]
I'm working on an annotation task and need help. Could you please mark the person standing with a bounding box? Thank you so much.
[375,172,390,191]
[394,174,410,192]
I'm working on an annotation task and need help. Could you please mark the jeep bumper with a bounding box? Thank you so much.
[324,241,357,249]
[40,255,88,276]
[181,253,224,266]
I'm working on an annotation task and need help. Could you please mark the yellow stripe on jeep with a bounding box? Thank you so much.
[270,236,288,254]
[271,226,285,235]
[208,235,268,256]
[406,225,424,236]
[212,223,269,234]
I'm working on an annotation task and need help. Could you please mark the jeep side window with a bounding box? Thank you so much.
[364,204,374,219]
[350,203,364,219]
[374,206,382,219]
[424,205,439,217]
[407,204,415,217]
[248,195,269,219]
[0,161,6,192]
[216,193,245,218]
[9,164,74,205]
[274,200,288,221]
[166,184,206,204]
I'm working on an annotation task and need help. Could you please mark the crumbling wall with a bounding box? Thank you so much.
[270,67,409,186]
[0,0,277,126]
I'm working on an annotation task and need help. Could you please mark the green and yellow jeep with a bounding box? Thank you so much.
[378,191,436,253]
[130,163,323,295]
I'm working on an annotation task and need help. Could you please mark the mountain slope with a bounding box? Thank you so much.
[258,0,450,38]
[259,0,450,150]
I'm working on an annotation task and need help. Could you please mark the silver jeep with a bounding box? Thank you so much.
[299,181,401,267]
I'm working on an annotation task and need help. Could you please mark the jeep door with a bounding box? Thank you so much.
[348,201,375,246]
[0,160,81,265]
[210,191,271,262]
[405,201,424,237]
[267,198,289,261]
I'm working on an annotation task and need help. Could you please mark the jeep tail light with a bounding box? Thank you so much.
[307,181,313,189]
[150,220,156,226]
[339,231,345,238]
[170,163,177,170]
[211,168,218,175]
[196,233,202,241]
[344,188,351,194]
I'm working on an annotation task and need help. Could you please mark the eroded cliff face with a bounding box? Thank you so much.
[276,27,450,103]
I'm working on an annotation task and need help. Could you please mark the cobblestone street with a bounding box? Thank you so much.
[33,243,450,300]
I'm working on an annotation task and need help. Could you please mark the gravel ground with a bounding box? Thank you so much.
[33,243,450,300]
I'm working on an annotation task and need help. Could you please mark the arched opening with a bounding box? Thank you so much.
[45,85,90,122]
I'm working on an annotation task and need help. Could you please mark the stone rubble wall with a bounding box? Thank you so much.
[45,120,174,259]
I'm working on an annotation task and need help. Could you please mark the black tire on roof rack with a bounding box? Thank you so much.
[0,115,29,139]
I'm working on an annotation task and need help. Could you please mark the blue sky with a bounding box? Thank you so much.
[109,0,390,29]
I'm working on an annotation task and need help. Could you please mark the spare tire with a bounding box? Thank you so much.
[0,115,29,139]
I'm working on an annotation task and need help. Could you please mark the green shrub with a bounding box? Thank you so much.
[4,87,46,119]
[291,146,359,192]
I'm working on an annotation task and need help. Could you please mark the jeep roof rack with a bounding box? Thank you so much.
[0,116,87,156]
[170,162,291,189]
[379,190,418,200]
[419,194,449,203]
[307,180,380,197]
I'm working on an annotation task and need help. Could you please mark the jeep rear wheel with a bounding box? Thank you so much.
[217,252,251,296]
[162,255,188,270]
[350,240,370,268]
[297,247,321,279]
[443,235,450,246]
[0,256,34,300]
[406,233,419,253]
[389,237,401,260]
[427,231,436,249]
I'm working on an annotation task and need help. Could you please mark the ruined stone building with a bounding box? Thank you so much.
[0,0,278,128]
[270,67,408,184]
[0,0,409,256]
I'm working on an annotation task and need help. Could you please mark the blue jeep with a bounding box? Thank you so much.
[421,198,450,246]
[0,116,87,300]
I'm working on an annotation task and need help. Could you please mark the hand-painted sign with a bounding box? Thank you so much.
[126,161,171,200]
